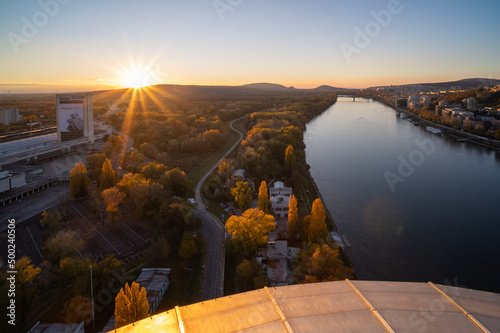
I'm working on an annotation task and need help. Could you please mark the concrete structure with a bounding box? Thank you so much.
[56,93,94,143]
[28,321,84,333]
[0,107,20,125]
[112,280,500,333]
[0,169,26,193]
[101,268,171,332]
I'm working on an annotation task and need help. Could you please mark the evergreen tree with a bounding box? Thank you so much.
[69,162,90,198]
[257,181,268,213]
[115,282,150,329]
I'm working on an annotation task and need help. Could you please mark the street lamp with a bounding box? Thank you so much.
[90,265,95,331]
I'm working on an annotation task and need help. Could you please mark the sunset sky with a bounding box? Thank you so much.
[1,0,499,90]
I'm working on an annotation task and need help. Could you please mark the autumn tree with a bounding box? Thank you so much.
[156,236,171,259]
[257,181,269,213]
[226,208,275,252]
[284,145,296,176]
[179,232,198,260]
[117,173,148,196]
[129,182,166,218]
[236,258,269,292]
[94,255,121,290]
[16,256,41,286]
[64,295,92,325]
[141,162,168,181]
[217,158,237,181]
[69,162,90,198]
[86,153,107,181]
[307,198,327,242]
[15,256,41,313]
[59,257,92,293]
[115,281,150,329]
[40,209,62,231]
[102,134,125,157]
[231,181,252,211]
[44,230,84,263]
[287,195,298,239]
[293,243,353,283]
[102,187,126,223]
[100,158,116,190]
[160,167,191,197]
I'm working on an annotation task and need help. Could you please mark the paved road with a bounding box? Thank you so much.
[195,117,244,301]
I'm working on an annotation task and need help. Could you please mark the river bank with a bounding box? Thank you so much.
[301,99,356,272]
[373,97,500,152]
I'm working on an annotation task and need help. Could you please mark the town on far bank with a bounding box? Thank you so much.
[361,80,500,142]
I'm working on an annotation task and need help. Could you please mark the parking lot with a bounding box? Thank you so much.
[0,200,151,267]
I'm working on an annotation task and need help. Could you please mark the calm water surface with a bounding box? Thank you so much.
[304,97,500,292]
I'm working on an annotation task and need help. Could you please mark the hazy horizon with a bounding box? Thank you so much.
[1,0,500,90]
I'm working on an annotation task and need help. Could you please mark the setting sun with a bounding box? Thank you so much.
[121,67,151,88]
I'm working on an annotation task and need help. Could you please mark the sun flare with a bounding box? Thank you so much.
[121,67,151,88]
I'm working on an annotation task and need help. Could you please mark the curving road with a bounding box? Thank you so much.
[195,117,244,301]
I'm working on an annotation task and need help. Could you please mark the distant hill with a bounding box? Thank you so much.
[241,83,296,91]
[310,85,348,92]
[419,78,500,89]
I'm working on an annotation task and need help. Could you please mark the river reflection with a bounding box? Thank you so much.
[304,97,500,292]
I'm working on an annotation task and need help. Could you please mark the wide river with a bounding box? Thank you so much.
[304,96,500,293]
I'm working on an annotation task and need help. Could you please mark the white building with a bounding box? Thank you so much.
[0,108,20,125]
[269,182,292,218]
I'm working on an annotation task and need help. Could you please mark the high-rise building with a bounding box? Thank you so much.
[0,107,20,125]
[466,97,477,110]
[56,93,94,143]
